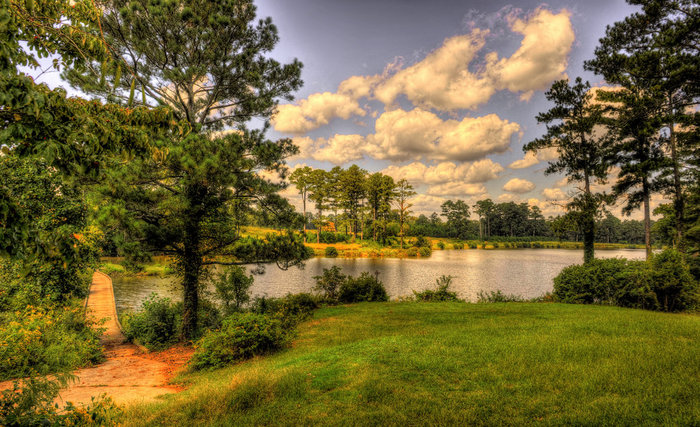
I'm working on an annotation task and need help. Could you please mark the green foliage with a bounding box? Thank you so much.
[405,247,419,257]
[553,250,698,311]
[214,266,254,315]
[251,293,319,329]
[324,246,339,258]
[191,313,291,371]
[338,272,389,303]
[0,374,121,426]
[477,290,525,303]
[437,241,445,250]
[413,235,430,248]
[313,266,346,301]
[121,295,181,350]
[0,303,103,381]
[453,242,464,249]
[418,247,432,257]
[413,275,460,302]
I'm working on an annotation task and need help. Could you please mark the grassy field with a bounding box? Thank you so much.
[122,303,699,426]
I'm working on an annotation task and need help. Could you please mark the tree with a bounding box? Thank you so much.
[69,0,306,339]
[308,169,331,243]
[474,199,495,240]
[441,200,471,239]
[395,179,416,248]
[338,165,367,239]
[525,78,612,263]
[585,0,699,249]
[289,166,313,241]
[365,173,397,242]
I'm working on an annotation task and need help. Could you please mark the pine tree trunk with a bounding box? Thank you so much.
[181,218,201,341]
[302,193,307,243]
[668,115,684,249]
[583,174,595,263]
[643,179,652,260]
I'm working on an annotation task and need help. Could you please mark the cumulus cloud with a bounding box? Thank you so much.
[509,147,559,169]
[408,194,449,216]
[382,159,503,186]
[291,108,520,165]
[542,187,567,201]
[486,8,574,99]
[427,182,487,197]
[271,92,366,134]
[503,178,535,193]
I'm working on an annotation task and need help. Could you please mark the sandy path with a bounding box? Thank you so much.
[55,272,192,406]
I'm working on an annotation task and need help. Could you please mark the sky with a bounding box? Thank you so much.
[252,0,665,219]
[32,0,660,219]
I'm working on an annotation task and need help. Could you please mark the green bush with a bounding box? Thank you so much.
[406,247,419,257]
[313,266,346,301]
[251,293,319,328]
[338,272,389,303]
[121,294,181,350]
[437,242,445,250]
[418,247,432,257]
[553,250,698,312]
[0,304,103,381]
[413,236,430,248]
[324,246,339,258]
[191,313,291,371]
[476,290,524,303]
[414,275,460,302]
[0,374,121,426]
[453,242,464,250]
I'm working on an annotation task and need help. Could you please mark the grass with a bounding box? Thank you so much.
[99,258,175,277]
[122,303,699,425]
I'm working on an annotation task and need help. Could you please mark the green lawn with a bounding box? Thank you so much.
[123,303,699,426]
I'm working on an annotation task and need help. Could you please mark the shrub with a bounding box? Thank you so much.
[476,290,524,303]
[453,242,464,250]
[121,294,181,350]
[414,275,460,302]
[324,246,339,258]
[413,235,430,248]
[418,247,432,257]
[437,242,445,250]
[251,293,319,328]
[191,313,291,370]
[0,374,121,426]
[553,250,699,312]
[469,243,477,249]
[405,247,419,257]
[313,266,346,301]
[214,266,254,315]
[338,272,389,303]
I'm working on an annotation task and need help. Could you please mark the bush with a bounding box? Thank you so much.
[191,313,291,371]
[476,290,524,303]
[324,246,339,258]
[313,266,346,301]
[121,294,181,350]
[405,247,419,257]
[453,242,464,250]
[214,266,254,315]
[0,374,121,426]
[414,275,460,302]
[418,247,432,257]
[251,293,319,328]
[437,242,445,250]
[413,236,430,248]
[338,272,389,303]
[553,250,699,312]
[0,304,103,381]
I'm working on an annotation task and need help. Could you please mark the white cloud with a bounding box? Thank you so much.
[408,194,449,216]
[509,147,559,169]
[486,8,574,99]
[503,178,535,193]
[542,187,567,201]
[382,159,503,186]
[427,182,487,197]
[554,176,569,187]
[272,92,365,134]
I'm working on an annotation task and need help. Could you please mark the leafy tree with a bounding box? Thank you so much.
[309,169,331,243]
[214,266,254,316]
[474,199,495,239]
[365,173,397,242]
[441,200,471,239]
[395,179,416,248]
[525,78,612,263]
[69,0,306,339]
[338,165,367,239]
[289,166,313,240]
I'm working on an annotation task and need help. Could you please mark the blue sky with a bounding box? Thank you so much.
[255,0,652,217]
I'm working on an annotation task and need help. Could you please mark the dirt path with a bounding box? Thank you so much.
[55,272,192,406]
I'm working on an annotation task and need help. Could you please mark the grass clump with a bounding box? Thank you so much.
[414,275,460,302]
[477,290,525,303]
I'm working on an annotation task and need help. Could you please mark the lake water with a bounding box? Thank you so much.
[111,248,646,314]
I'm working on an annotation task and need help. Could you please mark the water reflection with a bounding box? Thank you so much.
[112,248,646,313]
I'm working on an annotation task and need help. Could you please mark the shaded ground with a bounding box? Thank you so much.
[56,272,193,406]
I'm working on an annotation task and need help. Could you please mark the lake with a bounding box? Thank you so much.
[111,248,647,314]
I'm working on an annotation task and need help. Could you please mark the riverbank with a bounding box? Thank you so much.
[121,302,699,425]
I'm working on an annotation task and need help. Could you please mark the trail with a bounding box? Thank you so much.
[56,272,192,406]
